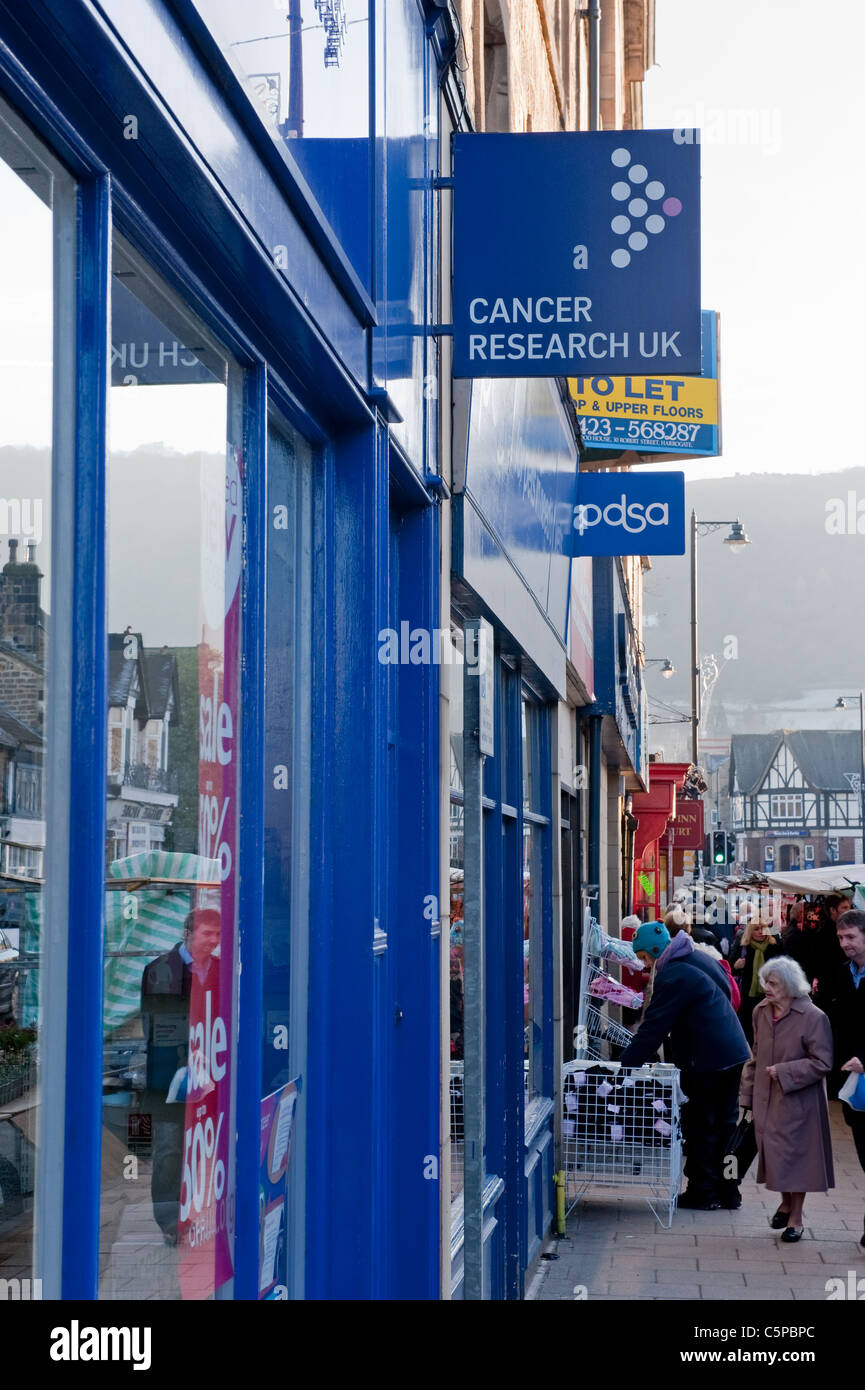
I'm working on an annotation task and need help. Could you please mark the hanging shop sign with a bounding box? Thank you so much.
[570,311,720,456]
[453,131,701,379]
[661,800,705,850]
[566,471,686,557]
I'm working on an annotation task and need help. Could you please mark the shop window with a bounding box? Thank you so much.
[448,625,465,1205]
[0,99,70,1290]
[190,0,371,283]
[99,237,243,1300]
[259,415,314,1299]
[522,697,546,1104]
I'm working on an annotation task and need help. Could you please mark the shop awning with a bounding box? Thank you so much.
[763,863,865,895]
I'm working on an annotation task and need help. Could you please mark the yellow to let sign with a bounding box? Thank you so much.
[568,373,718,425]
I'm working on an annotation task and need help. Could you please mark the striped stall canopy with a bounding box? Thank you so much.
[104,850,221,1032]
[18,850,221,1033]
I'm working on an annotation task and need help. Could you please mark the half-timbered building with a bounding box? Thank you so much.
[729,731,864,872]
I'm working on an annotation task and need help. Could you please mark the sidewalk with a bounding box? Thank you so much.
[534,1102,865,1301]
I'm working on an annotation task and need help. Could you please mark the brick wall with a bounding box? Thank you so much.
[0,653,42,729]
[455,1,653,134]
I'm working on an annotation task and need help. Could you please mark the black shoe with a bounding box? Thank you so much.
[769,1205,791,1230]
[720,1190,742,1210]
[677,1190,721,1211]
[780,1226,804,1243]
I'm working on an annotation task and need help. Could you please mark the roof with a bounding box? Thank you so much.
[730,730,864,795]
[0,700,43,750]
[108,636,180,725]
[786,730,863,792]
[728,733,782,795]
[108,632,147,709]
[143,648,181,724]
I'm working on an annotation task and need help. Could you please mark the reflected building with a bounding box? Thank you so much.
[0,539,46,888]
[106,635,180,864]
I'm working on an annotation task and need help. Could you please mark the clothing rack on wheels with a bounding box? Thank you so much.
[564,907,684,1228]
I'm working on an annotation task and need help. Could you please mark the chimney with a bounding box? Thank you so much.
[0,536,44,658]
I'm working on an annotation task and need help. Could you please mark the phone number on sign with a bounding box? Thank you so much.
[579,417,702,445]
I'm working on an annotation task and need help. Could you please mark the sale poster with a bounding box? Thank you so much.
[177,445,243,1299]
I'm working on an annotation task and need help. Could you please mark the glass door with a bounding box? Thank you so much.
[99,236,243,1300]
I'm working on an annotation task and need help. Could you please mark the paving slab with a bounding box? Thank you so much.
[534,1100,864,1303]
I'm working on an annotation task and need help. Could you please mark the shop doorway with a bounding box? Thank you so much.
[778,843,801,871]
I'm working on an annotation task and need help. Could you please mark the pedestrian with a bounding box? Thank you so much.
[665,907,740,1011]
[620,920,750,1210]
[810,893,851,1010]
[732,917,785,1044]
[781,900,805,949]
[738,956,834,1243]
[823,908,865,1247]
[141,907,221,1242]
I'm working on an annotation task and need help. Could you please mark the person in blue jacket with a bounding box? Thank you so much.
[620,920,752,1211]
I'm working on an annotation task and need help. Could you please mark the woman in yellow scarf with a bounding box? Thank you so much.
[733,916,786,1044]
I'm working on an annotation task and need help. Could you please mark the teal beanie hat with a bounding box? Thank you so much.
[632,920,671,959]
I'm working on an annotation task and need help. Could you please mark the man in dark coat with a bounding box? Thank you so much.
[620,921,751,1211]
[806,894,851,1010]
[823,908,865,1246]
[140,907,221,1239]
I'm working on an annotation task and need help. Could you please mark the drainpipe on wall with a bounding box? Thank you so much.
[589,0,602,131]
[587,714,603,892]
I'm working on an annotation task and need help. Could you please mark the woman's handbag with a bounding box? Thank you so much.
[726,1111,757,1181]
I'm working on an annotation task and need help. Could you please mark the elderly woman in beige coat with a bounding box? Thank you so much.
[739,955,835,1242]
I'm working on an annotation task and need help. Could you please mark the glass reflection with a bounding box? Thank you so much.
[191,0,371,280]
[448,626,464,1202]
[0,106,59,1291]
[99,240,241,1300]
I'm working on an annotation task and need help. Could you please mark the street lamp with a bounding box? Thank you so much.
[690,513,751,765]
[646,657,675,679]
[836,694,865,862]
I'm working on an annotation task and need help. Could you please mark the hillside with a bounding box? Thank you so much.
[642,467,865,741]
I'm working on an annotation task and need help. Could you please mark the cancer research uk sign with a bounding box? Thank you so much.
[453,131,701,378]
[566,471,686,557]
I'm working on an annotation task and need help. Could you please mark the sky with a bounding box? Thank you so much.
[643,0,865,480]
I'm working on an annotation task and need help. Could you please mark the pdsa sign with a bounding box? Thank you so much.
[566,471,685,556]
[453,131,701,378]
[570,310,720,455]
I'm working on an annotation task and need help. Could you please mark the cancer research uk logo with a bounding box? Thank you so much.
[608,145,684,269]
[452,130,701,378]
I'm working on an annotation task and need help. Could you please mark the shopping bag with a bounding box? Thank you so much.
[726,1113,757,1181]
[839,1071,865,1112]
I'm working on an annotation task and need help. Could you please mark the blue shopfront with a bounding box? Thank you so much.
[582,554,647,926]
[448,377,577,1298]
[0,0,456,1300]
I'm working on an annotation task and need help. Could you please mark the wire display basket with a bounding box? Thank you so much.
[562,1059,683,1227]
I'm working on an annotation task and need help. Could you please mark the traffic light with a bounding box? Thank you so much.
[712,831,727,865]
